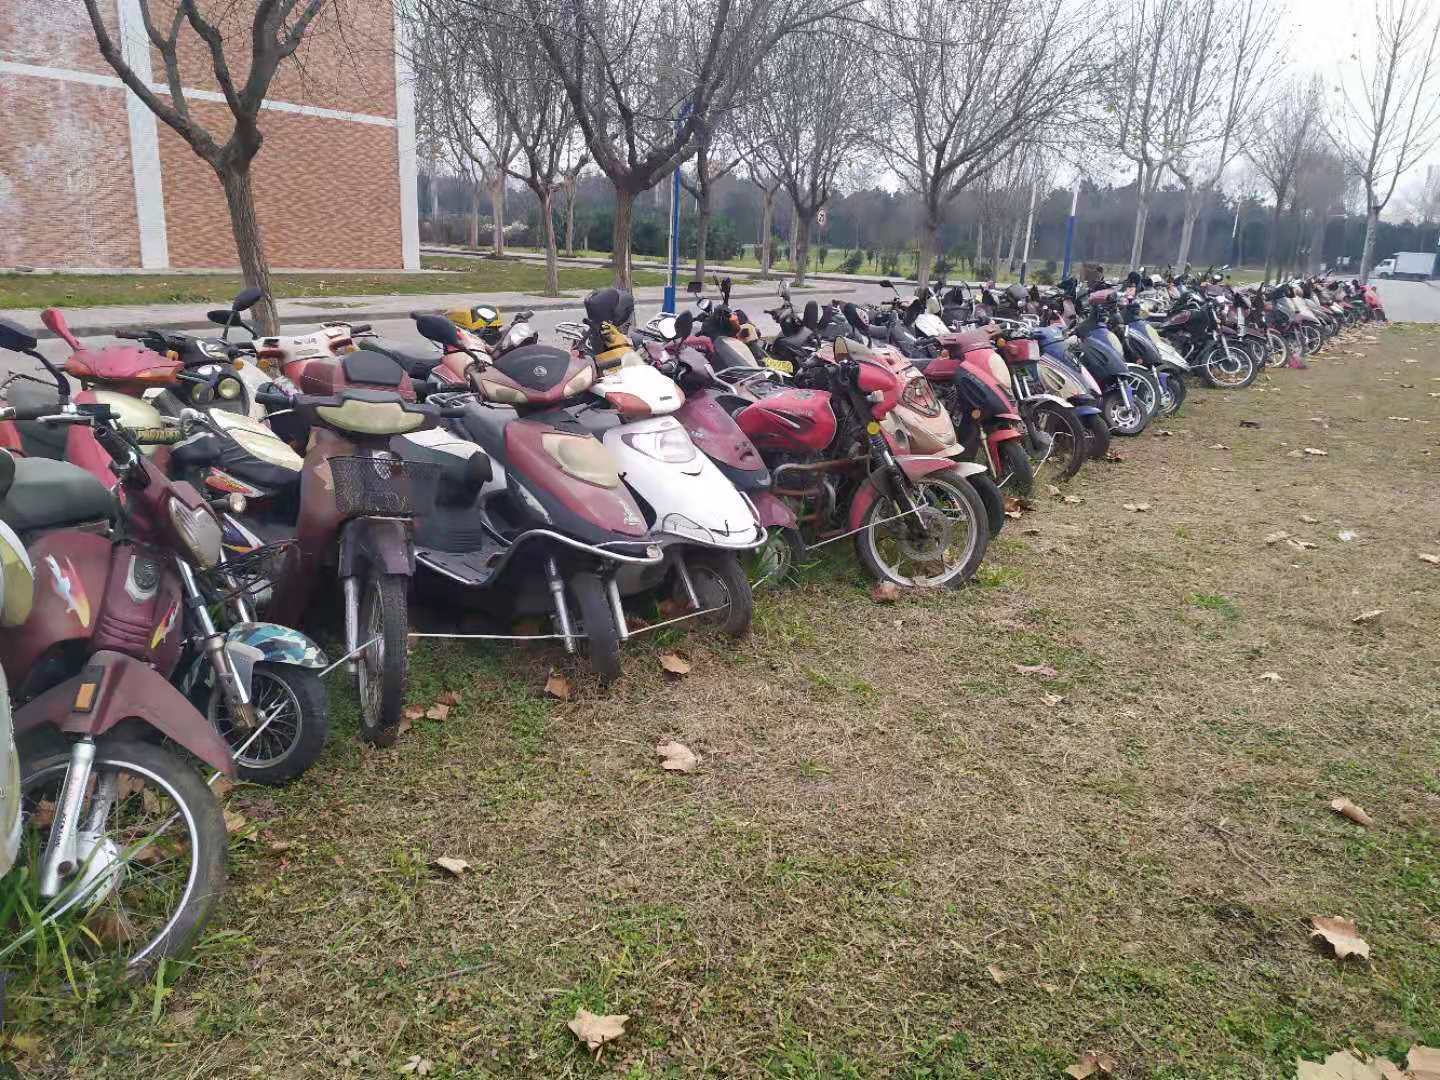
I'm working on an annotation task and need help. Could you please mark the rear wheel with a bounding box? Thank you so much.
[1264,330,1288,368]
[569,571,621,685]
[356,573,409,747]
[684,550,753,637]
[855,467,990,588]
[742,526,805,588]
[1081,412,1111,459]
[1158,372,1187,417]
[966,471,1006,536]
[207,662,328,785]
[1024,401,1086,481]
[996,438,1034,495]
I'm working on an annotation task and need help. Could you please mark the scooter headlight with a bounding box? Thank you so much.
[621,425,696,463]
[217,376,243,400]
[168,496,223,568]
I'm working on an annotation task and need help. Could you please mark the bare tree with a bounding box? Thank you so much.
[1169,0,1278,270]
[1292,148,1350,273]
[560,152,591,257]
[81,0,340,332]
[1330,0,1440,280]
[1248,77,1323,280]
[1401,167,1440,226]
[680,121,741,281]
[879,0,1101,286]
[741,24,867,285]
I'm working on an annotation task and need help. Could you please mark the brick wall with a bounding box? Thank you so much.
[0,76,140,268]
[0,0,116,76]
[158,103,404,269]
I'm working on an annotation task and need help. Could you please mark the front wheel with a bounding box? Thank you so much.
[1024,401,1087,481]
[569,571,622,685]
[1102,377,1152,436]
[741,526,805,589]
[1081,412,1111,459]
[356,573,410,747]
[1158,371,1187,417]
[996,437,1034,495]
[207,662,329,785]
[13,739,228,978]
[1199,339,1256,389]
[855,466,990,588]
[684,550,753,637]
[966,471,1006,536]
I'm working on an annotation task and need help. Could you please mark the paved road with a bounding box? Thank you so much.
[16,282,894,381]
[1375,280,1440,322]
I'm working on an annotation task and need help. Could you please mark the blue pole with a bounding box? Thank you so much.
[664,164,680,313]
[1060,186,1078,280]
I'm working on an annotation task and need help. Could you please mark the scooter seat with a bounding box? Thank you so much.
[490,344,573,392]
[380,347,445,379]
[457,402,514,457]
[9,381,68,459]
[341,349,406,387]
[0,456,113,538]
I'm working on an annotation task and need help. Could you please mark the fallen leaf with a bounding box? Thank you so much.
[224,809,248,836]
[1041,693,1064,707]
[986,963,1009,985]
[400,1056,434,1076]
[268,840,294,854]
[1300,514,1320,523]
[432,856,471,877]
[1303,447,1329,456]
[1065,1050,1117,1078]
[657,596,685,619]
[437,690,461,706]
[568,1008,629,1052]
[1122,503,1151,512]
[659,651,692,676]
[544,670,572,701]
[1287,449,1305,458]
[403,705,424,722]
[656,740,698,773]
[1418,553,1440,565]
[30,799,56,828]
[211,776,236,799]
[1062,494,1083,505]
[1311,915,1370,960]
[1286,538,1319,551]
[1104,449,1125,462]
[1208,443,1230,449]
[1330,798,1374,828]
[1265,530,1291,544]
[1014,663,1058,678]
[1046,484,1062,497]
[1352,609,1385,625]
[424,703,450,721]
[870,582,901,603]
[1154,429,1173,437]
[1240,419,1262,428]
[1004,509,1022,519]
[1337,530,1358,542]
[86,909,138,946]
[1259,671,1283,682]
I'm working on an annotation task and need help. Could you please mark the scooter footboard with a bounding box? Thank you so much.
[14,650,236,777]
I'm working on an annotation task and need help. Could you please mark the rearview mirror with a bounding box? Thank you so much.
[720,276,732,300]
[803,301,819,331]
[232,287,263,312]
[880,278,894,290]
[687,280,703,295]
[415,313,462,348]
[207,309,233,327]
[0,318,39,354]
[515,309,535,322]
[779,280,791,300]
[673,310,695,339]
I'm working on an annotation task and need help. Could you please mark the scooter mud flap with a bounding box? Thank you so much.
[337,517,415,576]
[13,650,237,777]
[846,457,984,533]
[222,622,328,693]
[748,491,798,530]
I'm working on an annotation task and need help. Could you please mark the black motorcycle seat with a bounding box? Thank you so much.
[0,456,113,537]
[342,349,406,387]
[771,328,814,359]
[383,347,445,378]
[490,344,572,392]
[9,381,68,459]
[458,403,514,456]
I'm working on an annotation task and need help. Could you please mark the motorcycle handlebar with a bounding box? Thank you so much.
[255,389,292,409]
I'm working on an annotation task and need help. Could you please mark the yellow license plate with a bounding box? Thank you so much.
[763,358,793,374]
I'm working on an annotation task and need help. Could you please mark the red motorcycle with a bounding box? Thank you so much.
[0,317,235,976]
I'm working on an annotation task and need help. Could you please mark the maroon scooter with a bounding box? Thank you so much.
[0,317,233,976]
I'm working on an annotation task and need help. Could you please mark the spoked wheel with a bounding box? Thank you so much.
[741,526,805,589]
[568,571,621,685]
[10,739,227,979]
[683,550,753,637]
[965,471,1007,536]
[1199,339,1256,388]
[855,467,990,588]
[1157,371,1187,417]
[208,663,328,785]
[1300,323,1324,356]
[1264,330,1288,368]
[356,573,409,747]
[1023,401,1087,483]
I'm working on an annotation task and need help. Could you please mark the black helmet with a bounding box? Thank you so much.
[584,287,635,328]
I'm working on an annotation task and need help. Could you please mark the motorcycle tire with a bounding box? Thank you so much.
[1159,372,1187,417]
[1264,330,1288,368]
[854,466,989,588]
[1081,412,1112,459]
[1198,340,1256,389]
[966,471,1007,536]
[1102,387,1149,436]
[207,662,329,785]
[17,738,227,979]
[997,438,1034,495]
[743,526,806,589]
[1025,400,1087,480]
[1300,324,1324,356]
[569,571,621,685]
[685,550,753,638]
[356,573,410,747]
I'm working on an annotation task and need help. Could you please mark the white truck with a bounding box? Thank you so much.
[1373,252,1436,280]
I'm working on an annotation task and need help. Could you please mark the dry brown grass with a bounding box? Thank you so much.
[9,324,1440,1079]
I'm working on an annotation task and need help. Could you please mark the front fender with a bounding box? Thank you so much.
[14,650,236,777]
[225,622,328,669]
[338,517,415,577]
[1023,392,1075,411]
[846,456,978,533]
[747,491,797,530]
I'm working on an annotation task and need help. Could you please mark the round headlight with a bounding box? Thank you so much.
[217,377,242,400]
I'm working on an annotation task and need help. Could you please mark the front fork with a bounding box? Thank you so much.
[870,432,926,537]
[176,557,255,729]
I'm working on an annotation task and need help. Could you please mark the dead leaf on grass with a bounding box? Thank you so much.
[1259,671,1283,682]
[1287,449,1305,458]
[1330,798,1374,828]
[544,670,572,701]
[1418,553,1440,565]
[268,840,294,854]
[1041,693,1064,707]
[437,691,461,706]
[403,705,424,722]
[30,799,56,828]
[1311,915,1370,960]
[1122,503,1151,512]
[1046,484,1062,497]
[86,909,138,946]
[223,809,249,837]
[657,596,685,620]
[1285,538,1319,551]
[432,856,471,877]
[568,1008,629,1052]
[1209,443,1230,449]
[1065,1050,1117,1078]
[1300,514,1320,523]
[1154,429,1173,437]
[870,582,901,603]
[1014,663,1058,679]
[986,963,1010,985]
[1104,449,1125,462]
[659,651,692,676]
[1062,494,1083,505]
[400,1055,434,1076]
[1304,447,1329,456]
[1352,609,1385,625]
[656,740,698,773]
[1265,530,1291,544]
[424,703,450,721]
[210,776,236,799]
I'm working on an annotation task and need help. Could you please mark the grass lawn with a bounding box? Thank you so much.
[5,324,1440,1077]
[0,257,664,310]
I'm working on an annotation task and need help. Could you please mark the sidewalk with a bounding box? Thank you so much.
[16,280,854,339]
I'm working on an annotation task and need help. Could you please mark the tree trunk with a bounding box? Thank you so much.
[219,164,278,335]
[1176,186,1200,269]
[1264,197,1284,281]
[759,188,775,277]
[1308,210,1327,273]
[538,187,559,296]
[974,219,984,277]
[1129,164,1151,270]
[793,211,813,286]
[469,180,481,249]
[612,188,635,290]
[490,173,505,256]
[788,206,799,271]
[565,180,577,258]
[1004,216,1021,276]
[991,218,1004,280]
[694,193,710,283]
[917,199,942,288]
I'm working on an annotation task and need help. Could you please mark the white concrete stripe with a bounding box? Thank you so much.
[117,0,170,269]
[0,60,398,128]
[392,13,420,271]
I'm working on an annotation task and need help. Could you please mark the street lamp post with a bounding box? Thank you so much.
[663,101,693,315]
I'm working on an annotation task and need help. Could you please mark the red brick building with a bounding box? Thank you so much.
[0,0,419,271]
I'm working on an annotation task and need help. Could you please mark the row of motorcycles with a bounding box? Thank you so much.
[0,263,1385,981]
